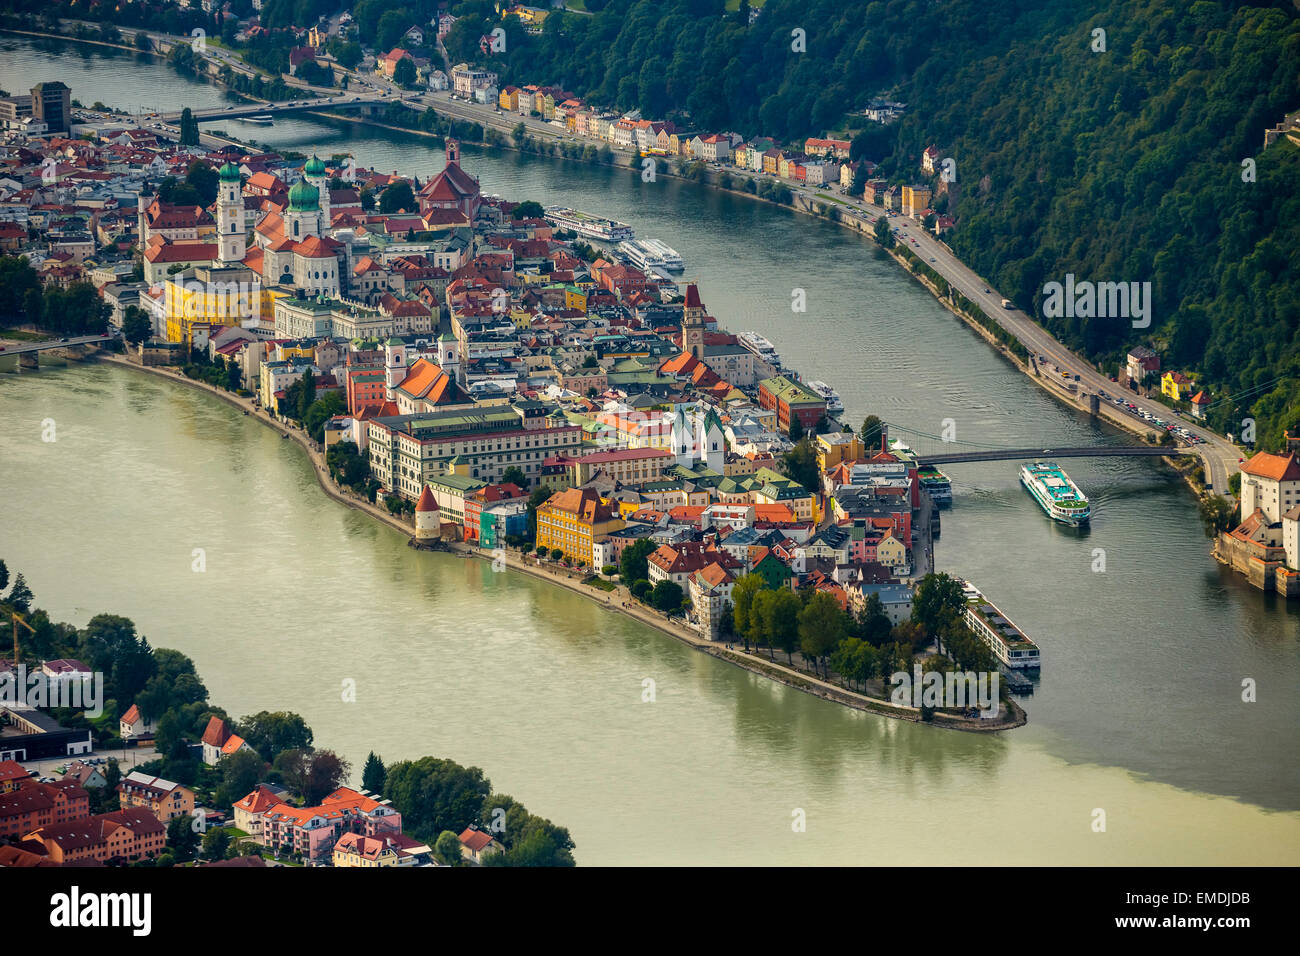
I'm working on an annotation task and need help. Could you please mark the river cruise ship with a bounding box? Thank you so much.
[618,238,684,272]
[1020,460,1090,525]
[960,580,1042,670]
[544,206,634,241]
[806,380,844,414]
[737,331,781,367]
[917,465,952,505]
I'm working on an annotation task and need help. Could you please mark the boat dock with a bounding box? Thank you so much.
[1000,667,1035,695]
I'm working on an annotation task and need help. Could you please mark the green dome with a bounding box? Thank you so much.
[218,162,241,182]
[304,154,327,177]
[287,177,320,212]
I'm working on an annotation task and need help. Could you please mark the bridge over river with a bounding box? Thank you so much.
[915,445,1195,466]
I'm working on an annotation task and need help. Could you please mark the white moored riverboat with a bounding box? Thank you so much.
[545,206,634,241]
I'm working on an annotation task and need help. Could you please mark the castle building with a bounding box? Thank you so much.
[415,484,443,541]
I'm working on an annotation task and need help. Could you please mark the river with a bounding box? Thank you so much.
[1,35,1298,864]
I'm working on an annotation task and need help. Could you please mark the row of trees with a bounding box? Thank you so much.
[725,572,994,700]
[0,256,110,335]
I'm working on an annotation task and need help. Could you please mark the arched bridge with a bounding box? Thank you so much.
[915,445,1196,466]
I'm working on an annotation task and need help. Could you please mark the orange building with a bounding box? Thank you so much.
[26,807,166,864]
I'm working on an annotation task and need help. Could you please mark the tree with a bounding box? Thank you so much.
[5,572,32,613]
[650,580,683,613]
[855,593,893,646]
[761,589,801,663]
[275,748,351,805]
[179,107,199,146]
[799,591,848,677]
[167,814,200,863]
[0,559,8,593]
[362,751,386,794]
[238,711,313,762]
[379,180,415,214]
[512,122,527,148]
[781,438,819,494]
[788,414,804,441]
[512,200,545,220]
[730,574,766,651]
[215,748,265,809]
[202,826,231,860]
[1198,495,1238,537]
[830,636,879,691]
[526,484,553,539]
[393,56,418,89]
[620,537,656,585]
[121,306,151,345]
[501,466,527,488]
[383,757,491,843]
[185,160,219,206]
[435,830,463,866]
[860,415,884,452]
[911,573,966,648]
[295,368,316,423]
[874,216,894,249]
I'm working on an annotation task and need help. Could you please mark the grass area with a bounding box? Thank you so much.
[0,328,51,341]
[583,575,617,591]
[815,192,849,205]
[724,0,766,10]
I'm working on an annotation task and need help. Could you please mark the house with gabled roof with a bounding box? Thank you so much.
[200,716,252,766]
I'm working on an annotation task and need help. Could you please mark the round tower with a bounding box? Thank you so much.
[414,485,441,541]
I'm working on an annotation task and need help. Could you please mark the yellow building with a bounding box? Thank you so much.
[1161,371,1194,401]
[564,286,588,312]
[332,832,404,867]
[901,184,932,218]
[815,432,865,475]
[536,487,625,565]
[163,264,279,345]
[499,87,519,111]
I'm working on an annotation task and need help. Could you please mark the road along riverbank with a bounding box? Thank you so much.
[94,352,1025,733]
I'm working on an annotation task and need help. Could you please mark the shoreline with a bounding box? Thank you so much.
[90,351,1025,733]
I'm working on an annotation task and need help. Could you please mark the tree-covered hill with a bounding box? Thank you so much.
[441,0,1300,446]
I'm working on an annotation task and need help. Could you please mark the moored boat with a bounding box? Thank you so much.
[960,580,1042,670]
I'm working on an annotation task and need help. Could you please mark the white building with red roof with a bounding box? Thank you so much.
[200,716,252,766]
[1240,450,1300,524]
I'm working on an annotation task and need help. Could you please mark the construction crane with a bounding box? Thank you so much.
[10,611,34,667]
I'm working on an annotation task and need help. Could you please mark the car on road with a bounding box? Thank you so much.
[929,256,936,262]
[984,287,991,293]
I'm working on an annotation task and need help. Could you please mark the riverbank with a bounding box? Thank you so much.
[93,352,1024,733]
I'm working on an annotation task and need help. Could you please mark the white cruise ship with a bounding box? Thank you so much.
[544,206,634,241]
[806,380,844,414]
[617,238,685,272]
[737,331,781,367]
[640,238,683,271]
[960,581,1042,670]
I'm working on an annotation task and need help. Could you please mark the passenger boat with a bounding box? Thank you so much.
[616,238,684,272]
[544,206,634,241]
[737,331,781,367]
[916,465,952,505]
[806,380,844,414]
[1020,460,1090,525]
[960,580,1042,669]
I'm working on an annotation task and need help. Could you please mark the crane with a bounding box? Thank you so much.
[10,611,34,667]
